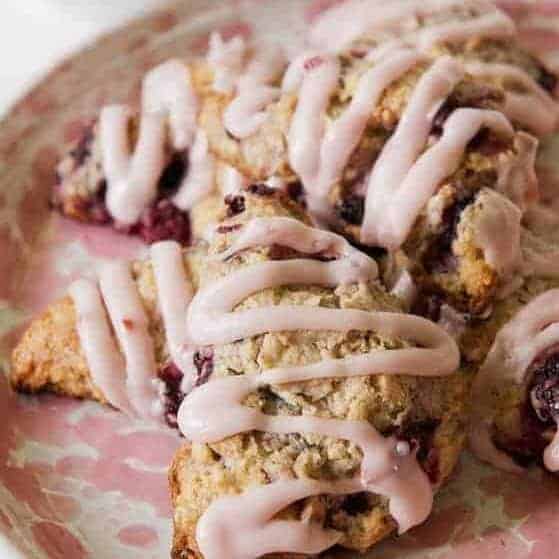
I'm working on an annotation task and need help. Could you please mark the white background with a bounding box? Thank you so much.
[0,0,170,116]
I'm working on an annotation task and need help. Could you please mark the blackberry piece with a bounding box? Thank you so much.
[336,194,364,225]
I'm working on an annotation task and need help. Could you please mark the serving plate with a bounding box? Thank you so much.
[1,1,558,557]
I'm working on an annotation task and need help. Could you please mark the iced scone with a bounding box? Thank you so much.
[167,190,466,558]
[199,0,556,314]
[53,34,285,245]
[465,222,559,474]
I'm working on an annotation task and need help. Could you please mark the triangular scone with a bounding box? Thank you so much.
[10,244,205,416]
[199,1,554,316]
[166,189,467,557]
[9,189,312,421]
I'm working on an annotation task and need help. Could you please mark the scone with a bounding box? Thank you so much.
[199,1,552,315]
[465,222,559,474]
[167,189,466,557]
[10,237,207,423]
[53,34,285,245]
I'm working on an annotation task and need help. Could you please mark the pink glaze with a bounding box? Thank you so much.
[207,32,246,94]
[497,131,539,211]
[216,216,378,272]
[224,85,280,138]
[220,165,249,196]
[390,269,417,310]
[100,105,166,225]
[470,289,559,473]
[363,107,515,250]
[142,59,198,150]
[417,10,515,51]
[98,261,160,419]
[178,217,460,558]
[150,241,197,393]
[69,279,132,413]
[465,61,559,136]
[360,56,465,249]
[470,190,522,278]
[196,479,355,558]
[308,0,512,53]
[101,59,201,224]
[286,53,340,218]
[287,48,422,219]
[224,46,286,138]
[173,130,215,211]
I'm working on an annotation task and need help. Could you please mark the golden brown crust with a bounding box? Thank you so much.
[10,296,105,402]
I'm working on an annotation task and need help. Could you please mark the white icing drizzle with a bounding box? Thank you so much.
[177,217,459,559]
[207,32,246,94]
[470,289,559,473]
[224,45,286,139]
[362,106,514,250]
[143,59,199,150]
[465,62,559,137]
[69,241,195,419]
[390,269,418,311]
[497,131,539,211]
[98,261,159,417]
[224,85,280,139]
[173,130,216,212]
[416,10,515,51]
[220,164,249,196]
[70,279,132,413]
[360,56,463,246]
[197,479,357,558]
[100,105,167,225]
[287,49,422,220]
[150,241,197,393]
[308,0,513,54]
[100,60,201,224]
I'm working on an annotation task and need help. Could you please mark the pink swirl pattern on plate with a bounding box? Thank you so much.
[0,1,559,557]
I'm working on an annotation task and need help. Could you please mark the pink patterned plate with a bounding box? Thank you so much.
[1,1,559,557]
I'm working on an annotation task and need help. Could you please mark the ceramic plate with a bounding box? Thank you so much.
[1,1,559,557]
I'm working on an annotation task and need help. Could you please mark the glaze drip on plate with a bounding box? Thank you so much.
[176,217,459,559]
